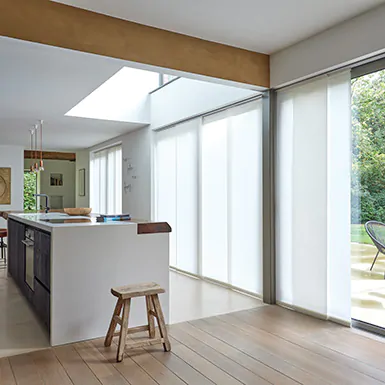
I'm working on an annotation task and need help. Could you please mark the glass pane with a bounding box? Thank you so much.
[91,146,122,215]
[115,147,122,214]
[99,150,107,214]
[201,118,228,282]
[23,172,37,211]
[107,149,116,214]
[351,69,385,328]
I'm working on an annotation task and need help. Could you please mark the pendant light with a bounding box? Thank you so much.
[28,120,45,173]
[39,120,44,171]
[29,128,35,173]
[34,123,39,173]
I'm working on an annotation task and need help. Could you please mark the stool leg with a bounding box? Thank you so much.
[104,298,123,347]
[0,238,3,260]
[151,294,171,352]
[146,295,156,339]
[117,299,131,362]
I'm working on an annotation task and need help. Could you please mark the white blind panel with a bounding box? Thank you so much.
[276,96,294,305]
[276,71,351,322]
[327,72,351,323]
[176,126,198,273]
[201,118,229,282]
[201,100,263,294]
[229,107,263,294]
[90,145,122,215]
[155,135,177,266]
[155,119,199,273]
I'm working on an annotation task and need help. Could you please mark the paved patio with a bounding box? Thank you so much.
[352,242,385,328]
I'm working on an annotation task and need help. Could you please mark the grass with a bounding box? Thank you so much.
[351,224,374,245]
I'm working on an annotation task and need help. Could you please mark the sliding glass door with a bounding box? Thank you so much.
[155,99,263,295]
[351,64,385,333]
[276,72,351,323]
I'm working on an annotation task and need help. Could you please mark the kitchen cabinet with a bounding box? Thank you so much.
[34,228,51,330]
[34,229,51,290]
[7,219,25,286]
[34,278,50,330]
[8,220,51,331]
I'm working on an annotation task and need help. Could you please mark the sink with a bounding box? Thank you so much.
[38,213,69,220]
[40,215,92,224]
[17,212,70,220]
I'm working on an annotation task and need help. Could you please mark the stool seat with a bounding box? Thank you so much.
[111,282,165,299]
[0,229,7,238]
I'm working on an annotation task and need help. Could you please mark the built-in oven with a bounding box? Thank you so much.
[22,228,34,291]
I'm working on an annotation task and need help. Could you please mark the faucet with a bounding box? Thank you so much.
[34,194,50,213]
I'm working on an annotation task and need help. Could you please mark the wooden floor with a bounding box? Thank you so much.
[2,305,385,385]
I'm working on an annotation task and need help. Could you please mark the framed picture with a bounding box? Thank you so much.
[0,167,11,205]
[50,173,63,186]
[79,168,85,197]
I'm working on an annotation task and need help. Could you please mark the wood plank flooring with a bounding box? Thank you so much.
[3,305,385,385]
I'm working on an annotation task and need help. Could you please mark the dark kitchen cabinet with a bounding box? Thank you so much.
[34,229,51,290]
[7,219,17,278]
[34,228,51,331]
[8,220,51,332]
[34,278,50,330]
[7,219,25,286]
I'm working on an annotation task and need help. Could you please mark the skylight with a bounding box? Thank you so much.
[65,67,160,122]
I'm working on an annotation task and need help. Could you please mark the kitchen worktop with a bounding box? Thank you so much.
[2,212,171,235]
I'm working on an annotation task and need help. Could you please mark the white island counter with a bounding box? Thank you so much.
[6,213,171,346]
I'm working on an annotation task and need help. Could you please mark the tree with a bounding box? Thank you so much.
[352,70,385,223]
[24,172,37,211]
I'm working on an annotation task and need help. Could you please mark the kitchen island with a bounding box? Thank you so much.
[6,213,171,346]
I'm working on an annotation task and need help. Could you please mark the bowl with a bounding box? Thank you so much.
[63,208,92,216]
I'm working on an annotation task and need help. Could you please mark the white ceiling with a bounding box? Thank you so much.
[0,37,149,151]
[52,0,385,54]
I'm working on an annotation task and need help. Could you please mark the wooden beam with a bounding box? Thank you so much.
[24,151,76,161]
[0,0,270,88]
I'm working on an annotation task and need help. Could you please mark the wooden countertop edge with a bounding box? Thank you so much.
[136,222,172,235]
[0,211,172,235]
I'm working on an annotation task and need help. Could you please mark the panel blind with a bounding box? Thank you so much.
[90,144,122,215]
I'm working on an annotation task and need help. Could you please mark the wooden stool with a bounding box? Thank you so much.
[104,282,171,362]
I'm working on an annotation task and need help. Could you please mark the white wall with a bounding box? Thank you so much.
[271,4,385,87]
[150,78,258,130]
[38,160,76,209]
[0,146,24,228]
[122,128,152,220]
[75,150,90,208]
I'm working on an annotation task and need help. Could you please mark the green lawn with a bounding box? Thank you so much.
[351,224,374,245]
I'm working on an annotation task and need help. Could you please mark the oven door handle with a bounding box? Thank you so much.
[22,240,34,247]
